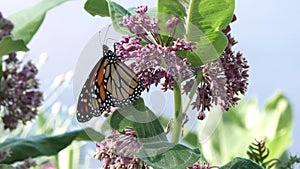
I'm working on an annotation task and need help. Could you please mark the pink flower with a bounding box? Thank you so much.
[93,128,148,169]
[166,17,180,30]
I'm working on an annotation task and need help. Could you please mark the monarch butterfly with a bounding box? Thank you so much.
[76,44,144,123]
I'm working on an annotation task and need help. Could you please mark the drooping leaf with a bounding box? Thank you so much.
[0,128,104,164]
[8,0,70,44]
[157,0,235,66]
[0,36,29,57]
[220,157,263,169]
[109,98,200,168]
[84,0,109,17]
[75,127,105,142]
[200,92,293,165]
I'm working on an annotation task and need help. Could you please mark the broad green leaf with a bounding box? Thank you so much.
[157,0,235,66]
[8,0,70,44]
[110,98,167,141]
[107,0,131,34]
[220,157,263,169]
[109,98,200,168]
[0,128,104,164]
[0,164,14,169]
[137,143,200,169]
[0,36,29,57]
[200,92,293,165]
[84,0,109,17]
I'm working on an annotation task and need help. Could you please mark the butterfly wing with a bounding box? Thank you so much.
[76,58,108,123]
[77,45,144,123]
[103,59,144,107]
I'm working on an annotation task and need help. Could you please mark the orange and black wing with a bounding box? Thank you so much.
[76,58,108,123]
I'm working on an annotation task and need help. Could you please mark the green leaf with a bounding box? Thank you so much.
[0,128,104,164]
[137,143,200,169]
[200,92,293,165]
[0,36,29,57]
[109,98,200,168]
[0,164,14,169]
[84,0,109,17]
[157,0,235,66]
[107,0,131,34]
[75,127,105,142]
[110,98,167,140]
[84,0,131,33]
[261,92,293,161]
[8,0,70,44]
[220,157,263,169]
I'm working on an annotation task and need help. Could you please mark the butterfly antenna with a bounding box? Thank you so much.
[103,24,112,46]
[98,24,112,54]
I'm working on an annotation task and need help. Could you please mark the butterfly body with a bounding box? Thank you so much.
[76,45,144,123]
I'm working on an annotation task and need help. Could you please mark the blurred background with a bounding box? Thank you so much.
[1,0,299,167]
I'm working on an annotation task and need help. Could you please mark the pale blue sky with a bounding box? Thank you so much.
[1,0,299,165]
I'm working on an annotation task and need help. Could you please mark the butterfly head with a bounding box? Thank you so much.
[103,45,118,63]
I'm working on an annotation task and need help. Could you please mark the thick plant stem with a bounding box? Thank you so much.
[171,71,203,143]
[171,81,183,143]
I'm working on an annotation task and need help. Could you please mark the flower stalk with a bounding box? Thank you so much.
[171,80,182,143]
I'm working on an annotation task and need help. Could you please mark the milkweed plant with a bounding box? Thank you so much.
[91,4,249,169]
[0,0,298,169]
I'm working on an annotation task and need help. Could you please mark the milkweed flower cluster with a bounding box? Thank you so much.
[0,12,43,131]
[93,128,148,169]
[0,53,43,130]
[116,5,196,92]
[187,15,249,115]
[117,6,249,119]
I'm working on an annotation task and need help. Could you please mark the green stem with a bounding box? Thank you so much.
[68,148,74,169]
[54,155,60,169]
[171,71,203,143]
[171,80,182,143]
